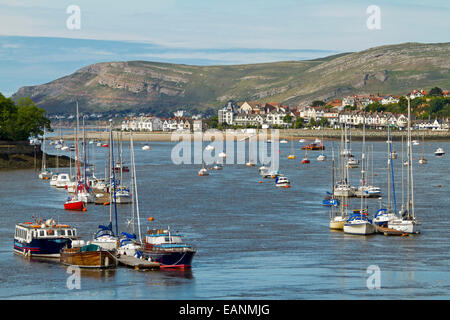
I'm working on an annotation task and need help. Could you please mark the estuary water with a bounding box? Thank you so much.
[0,138,449,299]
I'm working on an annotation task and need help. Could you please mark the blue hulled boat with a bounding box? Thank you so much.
[142,228,196,269]
[14,219,77,258]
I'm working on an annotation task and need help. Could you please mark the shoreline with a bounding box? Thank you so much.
[52,129,450,142]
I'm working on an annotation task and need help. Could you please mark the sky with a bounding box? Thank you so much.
[0,0,449,96]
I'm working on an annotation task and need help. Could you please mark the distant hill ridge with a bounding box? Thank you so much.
[12,42,450,115]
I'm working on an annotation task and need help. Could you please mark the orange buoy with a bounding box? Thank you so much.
[258,181,263,183]
[103,201,110,206]
[147,217,154,221]
[82,207,87,212]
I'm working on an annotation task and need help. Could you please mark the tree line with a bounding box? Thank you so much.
[0,93,51,141]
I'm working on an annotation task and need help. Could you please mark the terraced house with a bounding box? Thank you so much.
[218,101,293,127]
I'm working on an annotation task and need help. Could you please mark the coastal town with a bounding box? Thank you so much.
[115,89,449,132]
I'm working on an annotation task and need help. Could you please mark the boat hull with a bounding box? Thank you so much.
[64,201,85,211]
[14,238,71,258]
[388,219,419,234]
[142,248,195,269]
[60,248,117,268]
[329,219,345,230]
[344,222,376,235]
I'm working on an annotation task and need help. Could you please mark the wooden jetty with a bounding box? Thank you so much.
[116,254,160,270]
[374,225,409,236]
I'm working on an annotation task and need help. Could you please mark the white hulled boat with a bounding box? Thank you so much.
[434,147,445,156]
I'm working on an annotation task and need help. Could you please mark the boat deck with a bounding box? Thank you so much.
[116,254,160,270]
[374,225,409,236]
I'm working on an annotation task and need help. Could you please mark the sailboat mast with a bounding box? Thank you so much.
[388,127,397,215]
[406,98,411,218]
[130,134,142,243]
[111,129,119,235]
[42,127,46,171]
[75,101,81,183]
[360,125,366,211]
[407,97,415,219]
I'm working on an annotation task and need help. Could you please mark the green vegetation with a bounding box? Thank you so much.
[364,92,450,120]
[0,94,50,141]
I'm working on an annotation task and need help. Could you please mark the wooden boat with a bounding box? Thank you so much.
[60,244,117,268]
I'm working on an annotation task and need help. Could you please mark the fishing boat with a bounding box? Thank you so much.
[142,227,196,269]
[434,147,445,156]
[301,142,325,150]
[60,243,117,269]
[64,196,85,211]
[275,176,290,188]
[14,219,77,258]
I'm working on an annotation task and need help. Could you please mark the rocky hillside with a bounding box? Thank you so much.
[12,42,450,114]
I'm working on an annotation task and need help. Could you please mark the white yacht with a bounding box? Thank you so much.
[387,97,420,234]
[56,173,71,188]
[346,156,359,168]
[275,176,290,188]
[344,211,376,235]
[334,183,355,197]
[435,147,445,156]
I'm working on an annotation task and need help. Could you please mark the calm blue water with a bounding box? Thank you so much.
[0,138,449,299]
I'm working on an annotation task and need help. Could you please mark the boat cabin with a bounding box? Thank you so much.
[14,223,77,243]
[14,220,77,258]
[145,229,183,246]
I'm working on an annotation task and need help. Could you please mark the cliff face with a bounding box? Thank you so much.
[12,42,450,114]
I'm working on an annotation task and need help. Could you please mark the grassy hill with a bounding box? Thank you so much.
[12,42,450,115]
